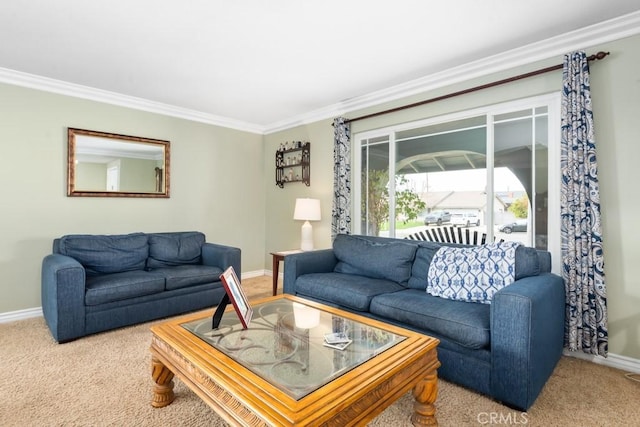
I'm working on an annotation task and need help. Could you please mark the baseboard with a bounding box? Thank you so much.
[241,269,267,279]
[563,349,640,374]
[0,269,267,324]
[0,307,43,323]
[265,269,282,280]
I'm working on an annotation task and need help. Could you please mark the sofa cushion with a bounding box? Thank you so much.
[427,241,520,304]
[370,289,491,349]
[85,270,166,306]
[151,265,224,291]
[407,241,442,289]
[514,245,540,279]
[147,232,205,268]
[333,234,417,284]
[57,233,149,275]
[295,272,404,312]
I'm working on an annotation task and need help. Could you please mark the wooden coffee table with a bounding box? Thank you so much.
[150,295,440,426]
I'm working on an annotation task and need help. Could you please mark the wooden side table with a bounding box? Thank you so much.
[270,250,302,296]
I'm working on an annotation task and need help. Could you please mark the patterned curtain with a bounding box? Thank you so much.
[560,51,608,357]
[332,117,351,239]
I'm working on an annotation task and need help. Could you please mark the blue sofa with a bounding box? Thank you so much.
[283,234,565,411]
[41,231,240,343]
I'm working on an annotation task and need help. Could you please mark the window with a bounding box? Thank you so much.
[354,93,561,263]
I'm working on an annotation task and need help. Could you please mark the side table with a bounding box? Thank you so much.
[270,250,302,296]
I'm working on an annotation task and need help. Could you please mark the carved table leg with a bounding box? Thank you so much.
[151,356,175,408]
[411,372,438,426]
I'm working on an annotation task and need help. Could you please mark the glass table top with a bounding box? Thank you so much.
[181,298,406,400]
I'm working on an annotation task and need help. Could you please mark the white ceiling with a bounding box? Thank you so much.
[1,1,639,134]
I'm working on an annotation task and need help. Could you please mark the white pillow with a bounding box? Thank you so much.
[427,241,520,304]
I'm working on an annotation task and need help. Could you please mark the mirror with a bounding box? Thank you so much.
[67,128,170,198]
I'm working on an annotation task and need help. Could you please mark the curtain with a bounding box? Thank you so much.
[332,117,351,239]
[560,51,608,357]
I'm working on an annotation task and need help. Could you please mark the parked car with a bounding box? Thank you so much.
[451,212,481,227]
[498,219,528,234]
[424,211,451,226]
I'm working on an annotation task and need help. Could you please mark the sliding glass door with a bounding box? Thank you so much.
[354,93,560,264]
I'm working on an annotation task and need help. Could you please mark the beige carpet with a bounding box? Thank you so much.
[1,276,637,426]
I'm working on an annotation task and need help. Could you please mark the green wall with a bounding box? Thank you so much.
[263,122,335,259]
[0,83,265,314]
[264,34,640,360]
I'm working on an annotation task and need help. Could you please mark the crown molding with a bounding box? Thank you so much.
[0,67,266,134]
[1,11,639,135]
[263,10,640,134]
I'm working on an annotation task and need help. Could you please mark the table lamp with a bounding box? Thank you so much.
[293,198,321,251]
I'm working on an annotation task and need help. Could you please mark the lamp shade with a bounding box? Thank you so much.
[293,198,321,221]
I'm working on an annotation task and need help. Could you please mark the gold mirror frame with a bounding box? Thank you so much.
[67,128,170,198]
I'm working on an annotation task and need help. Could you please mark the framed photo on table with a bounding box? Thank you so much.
[219,266,252,328]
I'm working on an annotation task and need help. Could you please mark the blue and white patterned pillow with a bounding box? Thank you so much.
[427,241,521,304]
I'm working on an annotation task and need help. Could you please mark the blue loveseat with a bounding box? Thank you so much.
[41,231,240,343]
[283,233,565,411]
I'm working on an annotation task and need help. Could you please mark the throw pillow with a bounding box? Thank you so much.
[514,244,540,279]
[333,234,417,284]
[427,241,520,304]
[58,233,149,275]
[407,242,442,290]
[147,232,205,268]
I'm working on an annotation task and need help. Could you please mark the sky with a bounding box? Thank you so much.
[404,167,525,192]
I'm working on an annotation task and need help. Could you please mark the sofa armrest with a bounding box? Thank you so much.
[41,254,87,342]
[283,249,338,295]
[202,242,241,275]
[490,273,565,410]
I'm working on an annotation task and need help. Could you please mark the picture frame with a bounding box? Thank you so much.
[219,266,252,329]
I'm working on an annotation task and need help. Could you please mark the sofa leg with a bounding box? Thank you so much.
[411,371,438,426]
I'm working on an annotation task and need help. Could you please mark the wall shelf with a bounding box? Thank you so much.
[275,142,310,188]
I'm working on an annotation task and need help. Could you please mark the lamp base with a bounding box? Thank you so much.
[300,220,314,251]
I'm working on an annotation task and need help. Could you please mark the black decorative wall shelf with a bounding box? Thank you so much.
[275,141,310,188]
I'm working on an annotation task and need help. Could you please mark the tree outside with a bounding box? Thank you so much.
[508,194,529,218]
[363,169,426,236]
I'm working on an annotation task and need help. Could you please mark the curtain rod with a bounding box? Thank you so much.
[339,51,610,125]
